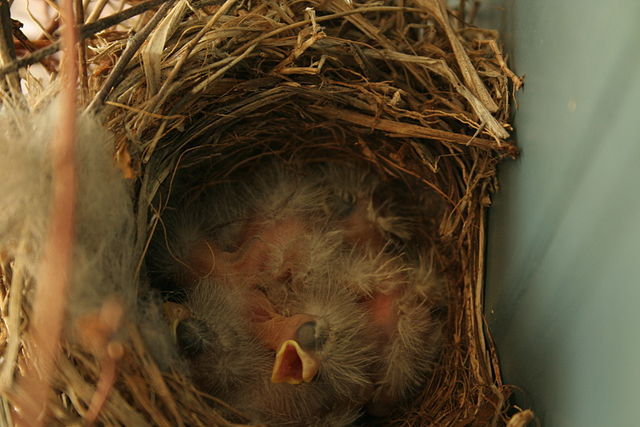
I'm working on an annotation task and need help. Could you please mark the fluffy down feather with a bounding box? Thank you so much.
[150,159,444,424]
[0,100,177,365]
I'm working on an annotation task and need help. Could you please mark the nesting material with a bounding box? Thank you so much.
[0,0,529,425]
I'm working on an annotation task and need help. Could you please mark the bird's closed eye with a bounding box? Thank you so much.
[295,320,328,351]
[326,192,356,219]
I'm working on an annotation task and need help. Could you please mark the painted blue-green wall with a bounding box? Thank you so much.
[480,1,640,425]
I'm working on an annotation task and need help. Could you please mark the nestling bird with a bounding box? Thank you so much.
[150,158,444,423]
[167,231,380,426]
[308,162,444,415]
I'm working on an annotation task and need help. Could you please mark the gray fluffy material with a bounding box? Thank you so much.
[0,99,177,367]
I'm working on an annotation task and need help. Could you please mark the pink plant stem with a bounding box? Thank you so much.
[84,356,117,426]
[14,0,78,424]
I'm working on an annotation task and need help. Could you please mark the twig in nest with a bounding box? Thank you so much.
[148,0,238,113]
[128,325,186,427]
[309,105,518,156]
[0,0,21,96]
[480,39,524,92]
[74,0,89,102]
[0,2,17,62]
[85,0,111,24]
[417,0,498,112]
[467,0,481,24]
[459,0,467,26]
[140,0,239,160]
[12,23,58,73]
[0,234,28,391]
[0,0,173,79]
[86,0,178,113]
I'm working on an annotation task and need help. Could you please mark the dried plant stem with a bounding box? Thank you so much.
[468,1,481,24]
[13,0,79,423]
[129,325,185,427]
[86,0,178,113]
[473,203,488,378]
[0,236,28,391]
[0,0,21,96]
[360,48,509,139]
[481,39,524,92]
[229,6,422,57]
[0,0,172,79]
[84,353,118,426]
[0,43,58,78]
[417,0,498,112]
[459,0,467,25]
[75,0,89,103]
[11,26,58,73]
[309,106,517,156]
[0,2,16,62]
[149,0,238,112]
[85,0,110,23]
[58,355,151,426]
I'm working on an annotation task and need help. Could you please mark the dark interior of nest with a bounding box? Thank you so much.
[143,112,456,425]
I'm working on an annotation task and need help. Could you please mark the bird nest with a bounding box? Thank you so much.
[0,0,533,425]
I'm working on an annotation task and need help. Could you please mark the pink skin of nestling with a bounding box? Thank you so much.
[181,214,326,383]
[184,215,309,285]
[181,202,402,387]
[153,161,442,424]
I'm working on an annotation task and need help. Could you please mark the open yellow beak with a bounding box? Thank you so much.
[271,339,320,384]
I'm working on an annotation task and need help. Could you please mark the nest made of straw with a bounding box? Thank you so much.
[0,0,532,425]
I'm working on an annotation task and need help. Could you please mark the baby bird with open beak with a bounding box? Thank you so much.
[151,158,444,423]
[167,230,380,425]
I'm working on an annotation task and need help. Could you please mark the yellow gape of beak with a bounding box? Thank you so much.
[271,340,320,384]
